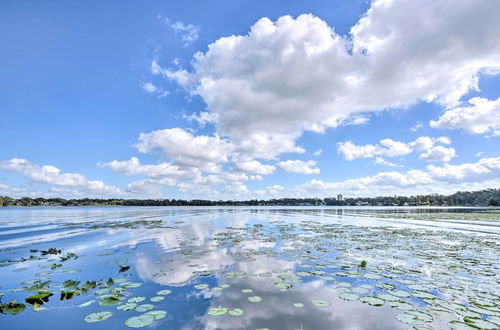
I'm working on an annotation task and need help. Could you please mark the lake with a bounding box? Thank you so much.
[0,206,499,329]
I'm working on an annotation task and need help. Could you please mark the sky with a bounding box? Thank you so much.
[1,0,499,200]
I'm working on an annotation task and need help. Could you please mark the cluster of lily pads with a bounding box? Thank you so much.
[0,246,170,328]
[205,219,500,329]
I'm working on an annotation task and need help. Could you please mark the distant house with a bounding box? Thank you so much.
[337,194,343,202]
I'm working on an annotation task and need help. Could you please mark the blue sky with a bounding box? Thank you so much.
[1,0,499,199]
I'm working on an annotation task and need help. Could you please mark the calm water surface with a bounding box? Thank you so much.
[0,207,499,330]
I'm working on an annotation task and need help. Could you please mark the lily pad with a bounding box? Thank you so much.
[248,296,262,303]
[359,296,385,306]
[124,314,155,328]
[98,295,121,306]
[311,299,330,307]
[144,310,167,320]
[338,293,359,301]
[78,300,95,308]
[136,304,155,312]
[228,308,244,316]
[128,296,146,303]
[194,284,208,290]
[150,296,164,302]
[208,306,229,315]
[156,289,172,295]
[117,302,137,311]
[293,303,304,308]
[84,311,113,323]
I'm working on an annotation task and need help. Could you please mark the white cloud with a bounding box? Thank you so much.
[419,146,456,162]
[374,157,400,167]
[134,128,234,172]
[313,149,322,157]
[156,2,500,158]
[427,157,500,183]
[142,82,169,98]
[410,121,423,132]
[234,160,276,175]
[430,97,500,136]
[162,17,199,45]
[142,82,158,93]
[183,111,219,126]
[278,160,320,175]
[0,158,121,196]
[100,157,200,180]
[337,136,452,162]
[298,157,500,197]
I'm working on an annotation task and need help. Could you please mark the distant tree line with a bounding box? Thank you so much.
[0,189,498,207]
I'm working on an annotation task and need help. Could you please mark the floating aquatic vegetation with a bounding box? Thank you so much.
[150,296,164,302]
[293,303,304,308]
[84,311,113,323]
[194,284,208,290]
[0,299,26,315]
[135,304,155,312]
[359,296,384,306]
[98,295,122,306]
[156,289,172,295]
[248,296,262,303]
[311,299,330,307]
[78,300,95,308]
[208,306,229,315]
[228,308,244,316]
[117,302,137,311]
[124,314,155,328]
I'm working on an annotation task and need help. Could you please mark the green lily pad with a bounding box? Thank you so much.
[156,289,172,295]
[241,289,253,293]
[248,296,262,303]
[275,282,293,291]
[208,306,229,315]
[150,296,164,302]
[194,284,208,290]
[117,302,137,311]
[359,296,384,306]
[78,300,95,308]
[124,314,155,328]
[0,301,26,315]
[293,303,304,308]
[98,295,121,306]
[144,310,167,320]
[84,311,113,323]
[128,296,146,303]
[311,299,330,307]
[135,304,155,312]
[228,308,244,316]
[338,293,359,301]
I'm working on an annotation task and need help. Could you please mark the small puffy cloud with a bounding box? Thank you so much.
[313,149,322,157]
[234,160,276,175]
[142,82,169,98]
[419,146,456,162]
[100,157,200,180]
[410,122,423,132]
[134,128,234,172]
[161,16,199,45]
[0,158,121,196]
[278,160,320,175]
[337,136,452,162]
[374,157,400,167]
[430,97,500,136]
[183,111,219,126]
